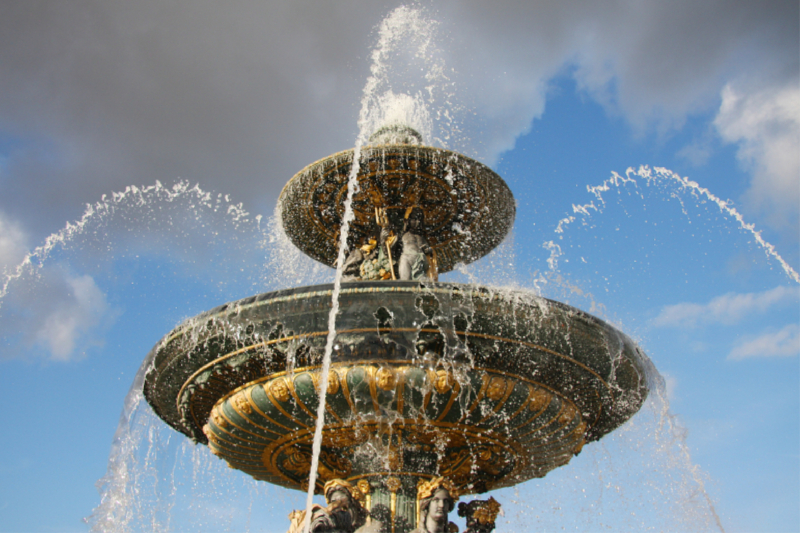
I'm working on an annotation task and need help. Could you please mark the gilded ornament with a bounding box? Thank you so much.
[327,370,340,395]
[211,409,227,429]
[486,376,507,401]
[557,405,575,425]
[321,427,370,448]
[376,367,397,391]
[320,450,352,477]
[528,387,551,412]
[433,369,453,394]
[387,447,403,471]
[282,448,312,477]
[450,460,474,481]
[317,462,337,481]
[357,479,371,497]
[268,378,291,403]
[475,446,507,477]
[385,476,402,493]
[417,476,460,501]
[233,393,252,415]
[472,497,501,525]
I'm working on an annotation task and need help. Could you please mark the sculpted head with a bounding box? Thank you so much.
[427,488,453,519]
[376,367,396,391]
[324,479,356,507]
[269,378,290,403]
[417,478,457,531]
[404,206,425,231]
[322,479,368,530]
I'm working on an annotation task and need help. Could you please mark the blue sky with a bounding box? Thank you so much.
[0,2,798,532]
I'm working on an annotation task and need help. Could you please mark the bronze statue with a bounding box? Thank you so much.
[458,497,501,533]
[341,237,378,282]
[398,207,434,281]
[358,234,393,281]
[339,206,437,283]
[287,480,368,533]
[411,478,458,533]
[353,504,390,533]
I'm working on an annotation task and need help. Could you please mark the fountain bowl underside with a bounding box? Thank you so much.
[279,144,515,273]
[144,282,650,495]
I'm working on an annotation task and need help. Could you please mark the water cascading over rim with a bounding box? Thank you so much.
[278,126,515,274]
[143,126,650,531]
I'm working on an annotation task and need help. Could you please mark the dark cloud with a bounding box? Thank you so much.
[0,1,389,235]
[0,0,796,241]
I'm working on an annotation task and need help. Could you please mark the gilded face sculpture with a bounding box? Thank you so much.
[269,378,290,402]
[376,367,396,391]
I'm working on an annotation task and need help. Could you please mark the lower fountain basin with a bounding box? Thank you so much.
[144,281,650,494]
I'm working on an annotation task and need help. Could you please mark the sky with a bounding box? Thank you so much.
[0,1,798,532]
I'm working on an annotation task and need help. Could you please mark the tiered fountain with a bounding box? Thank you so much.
[143,125,650,532]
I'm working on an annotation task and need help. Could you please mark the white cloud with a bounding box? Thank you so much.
[34,274,111,361]
[728,324,800,360]
[653,286,799,328]
[0,211,29,273]
[676,141,713,167]
[714,82,800,227]
[662,373,678,402]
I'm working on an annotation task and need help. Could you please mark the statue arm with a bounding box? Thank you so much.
[420,236,432,255]
[381,228,398,249]
[342,249,365,271]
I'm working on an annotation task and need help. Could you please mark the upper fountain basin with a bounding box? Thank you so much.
[278,145,515,273]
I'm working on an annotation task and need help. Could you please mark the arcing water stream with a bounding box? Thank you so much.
[0,4,797,533]
[549,165,799,284]
[300,7,446,532]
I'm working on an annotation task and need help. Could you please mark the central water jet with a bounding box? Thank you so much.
[143,126,650,532]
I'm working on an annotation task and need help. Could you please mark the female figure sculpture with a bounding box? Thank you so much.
[411,478,458,533]
[398,207,435,281]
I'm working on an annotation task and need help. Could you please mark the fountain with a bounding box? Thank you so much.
[142,124,651,532]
